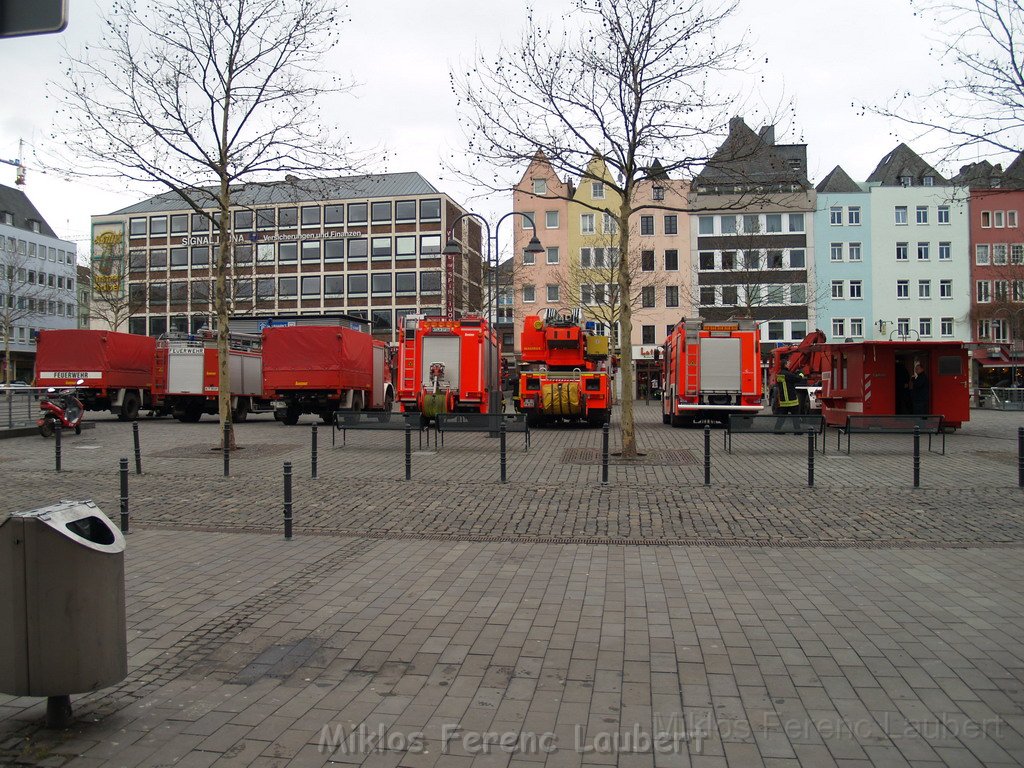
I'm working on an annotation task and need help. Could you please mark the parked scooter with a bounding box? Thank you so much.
[38,379,85,438]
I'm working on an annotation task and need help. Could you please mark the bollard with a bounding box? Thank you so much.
[703,424,711,486]
[601,422,610,486]
[223,421,230,478]
[311,423,318,479]
[913,425,921,488]
[405,423,412,481]
[54,423,62,472]
[283,461,293,540]
[1018,427,1023,489]
[500,421,507,483]
[119,457,129,534]
[132,421,142,475]
[807,429,815,487]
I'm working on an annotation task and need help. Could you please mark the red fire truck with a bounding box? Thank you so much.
[661,317,763,427]
[35,329,156,420]
[396,314,499,422]
[154,332,271,422]
[516,309,611,427]
[262,324,393,425]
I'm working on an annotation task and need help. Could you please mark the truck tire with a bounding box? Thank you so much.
[587,410,609,428]
[282,405,301,425]
[670,413,693,428]
[180,404,203,423]
[232,398,249,423]
[119,392,141,421]
[662,412,671,425]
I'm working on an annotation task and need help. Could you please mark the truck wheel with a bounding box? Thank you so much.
[319,409,334,424]
[282,405,301,426]
[662,412,671,425]
[119,392,140,421]
[587,410,609,428]
[526,412,543,428]
[670,414,692,428]
[180,406,203,423]
[232,398,249,423]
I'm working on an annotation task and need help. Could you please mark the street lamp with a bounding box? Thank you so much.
[444,211,544,419]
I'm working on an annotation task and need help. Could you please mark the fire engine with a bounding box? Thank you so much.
[661,317,762,426]
[396,314,499,422]
[35,329,156,420]
[516,309,611,427]
[262,324,393,425]
[154,331,271,422]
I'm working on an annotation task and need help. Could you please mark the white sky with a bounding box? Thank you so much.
[0,0,1005,259]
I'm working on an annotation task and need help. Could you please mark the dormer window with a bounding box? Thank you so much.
[923,175,934,187]
[0,212,12,226]
[899,175,913,187]
[28,220,40,233]
[787,159,801,171]
[653,186,664,201]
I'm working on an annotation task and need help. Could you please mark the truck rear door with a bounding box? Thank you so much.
[699,337,741,392]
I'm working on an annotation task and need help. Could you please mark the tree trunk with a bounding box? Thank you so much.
[617,198,637,457]
[216,183,235,450]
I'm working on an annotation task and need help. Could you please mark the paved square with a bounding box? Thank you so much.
[1,405,1022,767]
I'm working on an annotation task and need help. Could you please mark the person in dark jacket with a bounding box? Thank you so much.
[911,362,930,415]
[895,362,911,414]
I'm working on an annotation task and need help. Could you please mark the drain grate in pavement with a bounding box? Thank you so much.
[151,442,300,458]
[561,447,697,466]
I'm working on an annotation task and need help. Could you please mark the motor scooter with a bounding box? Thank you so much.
[38,379,85,438]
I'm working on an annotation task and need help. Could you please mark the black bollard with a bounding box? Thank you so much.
[311,423,318,479]
[132,421,142,475]
[119,457,129,533]
[223,421,230,478]
[703,424,711,486]
[913,425,921,488]
[601,422,610,486]
[405,423,412,481]
[1018,427,1023,489]
[54,423,62,472]
[500,421,507,483]
[807,429,815,487]
[283,461,293,540]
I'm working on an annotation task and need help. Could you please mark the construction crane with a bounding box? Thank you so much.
[0,139,26,185]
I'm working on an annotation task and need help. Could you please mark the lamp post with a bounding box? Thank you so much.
[444,212,544,420]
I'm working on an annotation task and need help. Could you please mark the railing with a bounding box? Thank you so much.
[987,387,1024,410]
[1,387,43,430]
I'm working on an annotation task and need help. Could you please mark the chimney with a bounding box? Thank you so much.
[758,125,776,145]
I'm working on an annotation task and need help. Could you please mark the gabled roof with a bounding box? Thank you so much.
[951,160,1002,188]
[866,144,947,186]
[105,172,443,216]
[0,184,59,238]
[815,165,862,194]
[694,117,809,191]
[646,159,670,180]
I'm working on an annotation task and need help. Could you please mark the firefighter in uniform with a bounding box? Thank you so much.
[775,370,802,414]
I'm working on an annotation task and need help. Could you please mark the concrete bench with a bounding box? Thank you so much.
[332,411,428,448]
[435,412,531,451]
[725,414,826,454]
[840,414,945,455]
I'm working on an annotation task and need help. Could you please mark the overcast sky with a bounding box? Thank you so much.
[0,0,1003,259]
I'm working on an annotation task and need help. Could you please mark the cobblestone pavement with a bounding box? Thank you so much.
[0,406,1022,767]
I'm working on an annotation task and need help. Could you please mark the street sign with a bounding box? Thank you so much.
[0,0,68,38]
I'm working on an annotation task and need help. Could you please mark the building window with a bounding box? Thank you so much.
[652,185,665,201]
[419,199,441,222]
[532,178,547,195]
[981,211,992,227]
[300,206,322,227]
[938,206,950,224]
[977,280,991,303]
[831,280,844,299]
[700,286,716,305]
[897,317,910,336]
[324,205,344,226]
[640,216,654,235]
[895,206,908,225]
[830,243,843,262]
[763,214,781,233]
[371,273,392,295]
[522,284,535,303]
[789,249,806,268]
[580,214,595,234]
[722,285,738,305]
[278,276,297,298]
[848,206,861,225]
[191,246,209,267]
[941,317,954,337]
[522,249,535,265]
[849,242,862,261]
[830,206,843,225]
[896,242,908,261]
[641,250,655,271]
[698,216,714,235]
[789,284,806,304]
[641,325,656,344]
[347,203,368,225]
[420,271,441,293]
[919,318,932,337]
[940,279,952,298]
[591,181,604,199]
[994,211,1005,227]
[665,250,678,271]
[832,318,846,337]
[641,286,655,308]
[935,241,950,261]
[664,215,677,235]
[919,279,931,299]
[993,244,1008,265]
[978,319,991,339]
[370,201,392,223]
[546,284,559,303]
[767,321,785,341]
[324,240,344,262]
[371,237,392,259]
[277,207,297,228]
[301,241,321,263]
[546,247,559,265]
[995,279,1009,301]
[394,272,416,295]
[768,250,783,269]
[324,276,344,296]
[301,276,320,297]
[602,212,618,234]
[698,252,714,270]
[917,242,929,260]
[849,280,862,299]
[976,244,990,265]
[850,318,864,337]
[916,206,928,224]
[347,274,367,295]
[897,280,909,299]
[788,213,804,232]
[545,210,559,228]
[666,286,679,307]
[278,242,297,263]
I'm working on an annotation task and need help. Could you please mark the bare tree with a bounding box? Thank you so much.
[1,246,50,388]
[452,0,751,456]
[54,0,365,447]
[866,0,1024,157]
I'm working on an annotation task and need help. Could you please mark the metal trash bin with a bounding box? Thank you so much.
[0,500,127,725]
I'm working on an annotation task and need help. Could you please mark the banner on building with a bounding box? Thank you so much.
[91,221,125,293]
